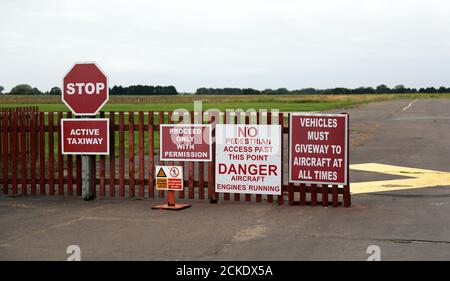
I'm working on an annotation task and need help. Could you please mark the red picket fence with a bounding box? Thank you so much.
[0,109,351,207]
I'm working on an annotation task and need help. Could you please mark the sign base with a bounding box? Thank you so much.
[152,203,191,211]
[151,190,191,211]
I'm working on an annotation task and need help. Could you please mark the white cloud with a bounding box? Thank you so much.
[1,0,450,92]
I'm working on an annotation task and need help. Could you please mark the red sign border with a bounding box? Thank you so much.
[288,113,349,185]
[159,124,213,162]
[61,118,110,155]
[62,61,109,116]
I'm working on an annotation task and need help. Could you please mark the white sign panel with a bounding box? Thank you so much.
[155,165,183,191]
[215,124,282,195]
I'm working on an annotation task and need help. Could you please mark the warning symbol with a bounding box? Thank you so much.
[157,168,167,178]
[155,165,183,191]
[170,167,179,177]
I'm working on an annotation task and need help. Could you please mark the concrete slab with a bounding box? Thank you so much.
[1,98,449,260]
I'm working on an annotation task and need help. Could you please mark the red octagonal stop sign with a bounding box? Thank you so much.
[62,62,109,116]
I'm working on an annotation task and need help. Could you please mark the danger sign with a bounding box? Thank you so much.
[155,166,183,190]
[61,119,110,155]
[215,124,282,195]
[160,124,212,162]
[289,113,348,185]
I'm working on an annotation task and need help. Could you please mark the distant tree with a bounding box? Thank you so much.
[425,87,437,93]
[274,88,288,94]
[196,85,449,95]
[0,85,4,94]
[376,84,390,93]
[49,87,62,96]
[110,85,178,95]
[300,88,317,94]
[32,87,42,95]
[10,84,35,95]
[438,86,447,93]
[393,85,406,93]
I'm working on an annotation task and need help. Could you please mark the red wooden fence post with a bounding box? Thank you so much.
[207,111,217,203]
[244,114,252,202]
[158,112,165,199]
[322,184,329,207]
[311,183,318,206]
[109,112,116,197]
[1,112,8,194]
[332,184,339,207]
[138,112,145,198]
[48,112,55,195]
[266,113,273,204]
[343,113,351,207]
[177,112,186,199]
[19,111,27,195]
[118,112,125,197]
[67,112,73,196]
[57,112,64,196]
[188,112,195,199]
[11,111,18,195]
[99,111,106,197]
[278,112,285,205]
[233,112,240,202]
[147,111,154,198]
[198,111,205,200]
[255,112,262,203]
[39,112,46,195]
[30,111,37,195]
[128,111,135,198]
[76,155,82,196]
[299,185,306,206]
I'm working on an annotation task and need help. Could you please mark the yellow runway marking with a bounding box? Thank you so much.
[350,163,450,194]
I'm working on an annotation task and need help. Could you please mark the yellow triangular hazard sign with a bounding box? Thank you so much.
[157,168,167,178]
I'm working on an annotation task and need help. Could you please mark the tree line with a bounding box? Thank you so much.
[195,85,450,95]
[1,83,450,95]
[0,84,178,95]
[109,85,177,95]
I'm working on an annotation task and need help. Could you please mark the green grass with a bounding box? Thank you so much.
[2,93,449,158]
[2,93,449,112]
[0,101,359,112]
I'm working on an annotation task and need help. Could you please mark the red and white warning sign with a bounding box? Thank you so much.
[289,113,348,185]
[155,166,184,191]
[215,124,282,195]
[160,124,212,162]
[61,119,109,155]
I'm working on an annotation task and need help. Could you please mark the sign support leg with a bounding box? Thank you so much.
[152,190,191,211]
[168,190,175,206]
[82,155,96,201]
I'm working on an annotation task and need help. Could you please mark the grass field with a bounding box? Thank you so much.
[1,93,449,157]
[1,93,449,112]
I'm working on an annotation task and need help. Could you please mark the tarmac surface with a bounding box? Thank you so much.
[1,98,450,260]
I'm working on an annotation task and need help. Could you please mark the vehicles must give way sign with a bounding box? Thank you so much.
[289,113,348,185]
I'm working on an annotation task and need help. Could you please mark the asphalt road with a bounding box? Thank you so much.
[1,98,449,260]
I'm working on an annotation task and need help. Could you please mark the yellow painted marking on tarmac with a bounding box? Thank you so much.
[350,163,450,194]
[352,123,380,146]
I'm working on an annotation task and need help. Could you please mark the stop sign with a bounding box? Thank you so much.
[62,62,109,116]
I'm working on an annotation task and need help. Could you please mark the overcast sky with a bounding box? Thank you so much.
[1,0,450,93]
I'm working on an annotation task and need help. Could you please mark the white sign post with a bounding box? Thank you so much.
[215,124,282,196]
